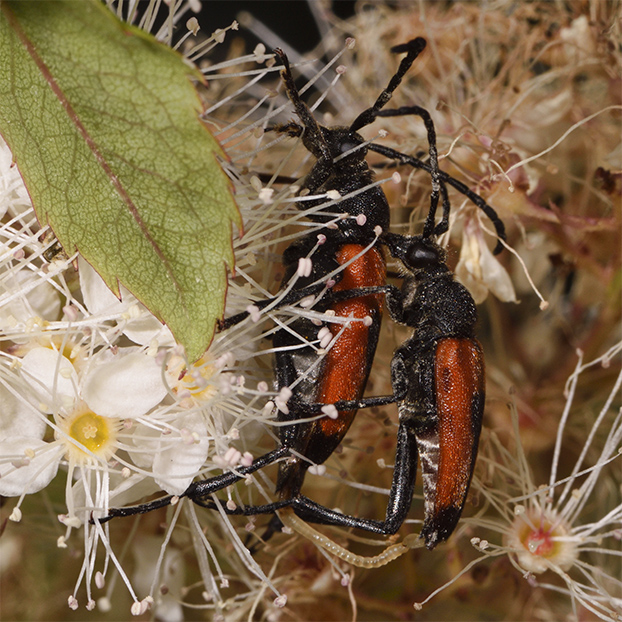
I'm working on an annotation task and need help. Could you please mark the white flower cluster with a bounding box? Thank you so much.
[0,132,279,610]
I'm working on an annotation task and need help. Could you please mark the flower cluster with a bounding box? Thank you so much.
[0,10,294,618]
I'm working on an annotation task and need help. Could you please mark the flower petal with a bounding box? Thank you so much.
[153,413,209,495]
[0,271,61,332]
[79,257,175,347]
[78,257,129,315]
[0,437,60,496]
[127,421,160,469]
[0,382,47,441]
[123,314,175,348]
[82,352,167,418]
[456,220,517,304]
[21,347,78,406]
[479,239,517,303]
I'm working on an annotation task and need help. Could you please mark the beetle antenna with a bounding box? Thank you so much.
[349,37,427,133]
[273,48,331,161]
[368,142,506,254]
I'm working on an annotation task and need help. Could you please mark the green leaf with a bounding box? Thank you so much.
[0,1,240,362]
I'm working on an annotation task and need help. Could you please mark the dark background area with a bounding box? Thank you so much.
[198,1,356,52]
[136,1,357,55]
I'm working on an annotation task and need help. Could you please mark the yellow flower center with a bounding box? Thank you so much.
[59,408,118,463]
[167,354,218,407]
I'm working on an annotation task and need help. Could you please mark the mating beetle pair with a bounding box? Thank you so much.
[101,38,505,554]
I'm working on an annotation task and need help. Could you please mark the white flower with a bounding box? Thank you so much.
[1,345,168,510]
[455,218,517,304]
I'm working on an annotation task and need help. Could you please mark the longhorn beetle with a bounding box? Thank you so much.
[98,40,505,549]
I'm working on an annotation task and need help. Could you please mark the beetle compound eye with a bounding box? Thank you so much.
[405,242,439,270]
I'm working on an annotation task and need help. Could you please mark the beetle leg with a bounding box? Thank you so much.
[197,414,419,538]
[349,38,427,133]
[94,446,291,523]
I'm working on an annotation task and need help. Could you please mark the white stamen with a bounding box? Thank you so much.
[275,387,293,414]
[297,257,313,278]
[318,327,333,349]
[321,404,339,420]
[308,464,327,476]
[58,514,82,529]
[258,187,273,204]
[62,305,79,321]
[246,304,261,323]
[186,17,199,34]
[299,295,315,308]
[97,598,111,612]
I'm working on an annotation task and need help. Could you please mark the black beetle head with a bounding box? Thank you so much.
[320,127,367,163]
[383,232,446,273]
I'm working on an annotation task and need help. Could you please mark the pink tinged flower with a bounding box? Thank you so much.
[455,219,516,304]
[505,506,578,574]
